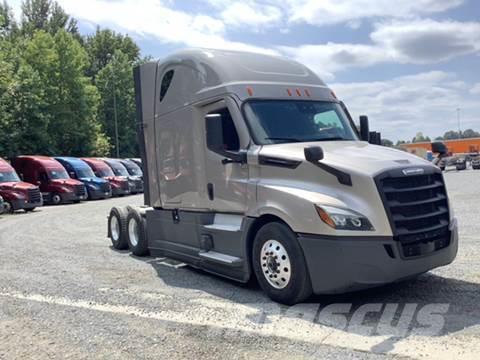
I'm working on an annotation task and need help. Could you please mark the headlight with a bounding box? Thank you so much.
[315,205,374,231]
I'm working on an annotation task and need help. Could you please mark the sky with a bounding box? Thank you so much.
[9,0,480,141]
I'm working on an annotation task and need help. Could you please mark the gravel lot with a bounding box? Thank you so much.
[0,170,479,359]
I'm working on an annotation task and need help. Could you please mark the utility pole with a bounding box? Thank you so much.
[107,53,120,158]
[456,107,461,138]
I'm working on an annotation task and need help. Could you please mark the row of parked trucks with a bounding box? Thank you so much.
[0,156,143,213]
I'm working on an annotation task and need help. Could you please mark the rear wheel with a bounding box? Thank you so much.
[108,206,128,250]
[252,222,312,305]
[126,209,149,256]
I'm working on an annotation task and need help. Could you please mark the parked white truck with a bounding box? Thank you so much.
[108,49,458,304]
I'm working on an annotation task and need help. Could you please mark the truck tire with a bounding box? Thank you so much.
[4,201,13,214]
[52,193,62,205]
[126,209,149,257]
[252,222,312,305]
[108,206,129,250]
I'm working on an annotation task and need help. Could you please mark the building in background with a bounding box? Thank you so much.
[401,138,480,158]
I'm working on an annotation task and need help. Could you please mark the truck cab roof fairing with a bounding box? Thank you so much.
[152,49,331,116]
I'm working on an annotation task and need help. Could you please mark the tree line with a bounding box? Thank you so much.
[0,0,143,160]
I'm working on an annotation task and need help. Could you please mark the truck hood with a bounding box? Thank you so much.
[259,141,432,176]
[79,177,109,185]
[50,179,83,187]
[0,181,37,191]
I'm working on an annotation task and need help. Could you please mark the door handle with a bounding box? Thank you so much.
[207,183,214,200]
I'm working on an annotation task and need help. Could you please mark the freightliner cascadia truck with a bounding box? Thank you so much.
[108,49,458,304]
[0,157,43,213]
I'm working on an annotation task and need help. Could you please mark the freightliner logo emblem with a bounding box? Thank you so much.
[402,168,425,176]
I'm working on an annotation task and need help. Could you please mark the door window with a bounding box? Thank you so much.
[206,108,240,153]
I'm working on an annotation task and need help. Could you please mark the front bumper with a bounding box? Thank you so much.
[10,198,43,211]
[298,219,458,294]
[88,188,112,200]
[112,187,130,197]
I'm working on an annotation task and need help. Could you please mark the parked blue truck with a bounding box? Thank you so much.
[55,157,112,200]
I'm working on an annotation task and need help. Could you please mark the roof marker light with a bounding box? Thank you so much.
[330,91,337,99]
[247,87,253,96]
[286,88,292,96]
[304,89,311,97]
[296,89,302,96]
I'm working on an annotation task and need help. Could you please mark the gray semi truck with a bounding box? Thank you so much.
[108,49,458,304]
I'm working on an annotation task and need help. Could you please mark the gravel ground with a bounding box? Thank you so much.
[0,170,479,359]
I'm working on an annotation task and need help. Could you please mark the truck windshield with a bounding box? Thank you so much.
[0,171,20,182]
[244,100,358,145]
[76,167,95,179]
[122,161,142,176]
[97,167,114,177]
[109,162,129,177]
[48,169,69,180]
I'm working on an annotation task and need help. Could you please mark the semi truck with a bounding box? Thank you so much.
[82,158,130,197]
[55,157,112,200]
[107,49,458,304]
[103,158,144,194]
[0,157,43,213]
[13,156,87,205]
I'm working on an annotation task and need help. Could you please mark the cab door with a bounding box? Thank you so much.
[202,98,249,214]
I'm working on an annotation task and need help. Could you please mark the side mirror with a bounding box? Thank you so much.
[359,115,369,142]
[304,146,324,163]
[432,142,448,155]
[206,114,224,154]
[69,172,76,179]
[36,181,41,186]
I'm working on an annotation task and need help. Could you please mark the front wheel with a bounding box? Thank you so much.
[252,222,312,305]
[51,193,62,205]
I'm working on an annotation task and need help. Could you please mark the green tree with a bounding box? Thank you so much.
[96,50,137,157]
[21,0,79,37]
[0,0,18,37]
[381,139,394,147]
[412,132,431,143]
[84,28,140,79]
[443,130,461,140]
[462,129,480,139]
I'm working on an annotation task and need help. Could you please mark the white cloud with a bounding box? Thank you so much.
[54,0,278,55]
[371,19,480,63]
[280,19,480,79]
[331,71,478,141]
[471,83,480,95]
[285,0,464,26]
[216,1,283,30]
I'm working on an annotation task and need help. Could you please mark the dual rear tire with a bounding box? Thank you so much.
[108,206,149,256]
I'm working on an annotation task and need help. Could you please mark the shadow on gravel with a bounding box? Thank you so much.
[138,256,480,345]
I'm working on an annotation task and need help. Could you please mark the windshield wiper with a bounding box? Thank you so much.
[264,137,305,142]
[265,136,348,143]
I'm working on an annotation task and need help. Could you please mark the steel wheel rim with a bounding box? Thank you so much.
[260,239,291,289]
[111,216,120,241]
[128,218,139,247]
[53,194,61,204]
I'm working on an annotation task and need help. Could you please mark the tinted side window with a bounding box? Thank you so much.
[206,108,240,153]
[160,70,174,102]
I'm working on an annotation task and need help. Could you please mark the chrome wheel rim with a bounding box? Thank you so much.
[128,218,139,247]
[111,216,120,241]
[260,239,291,289]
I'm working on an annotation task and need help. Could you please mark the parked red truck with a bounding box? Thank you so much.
[81,158,130,197]
[0,157,43,213]
[13,156,87,205]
